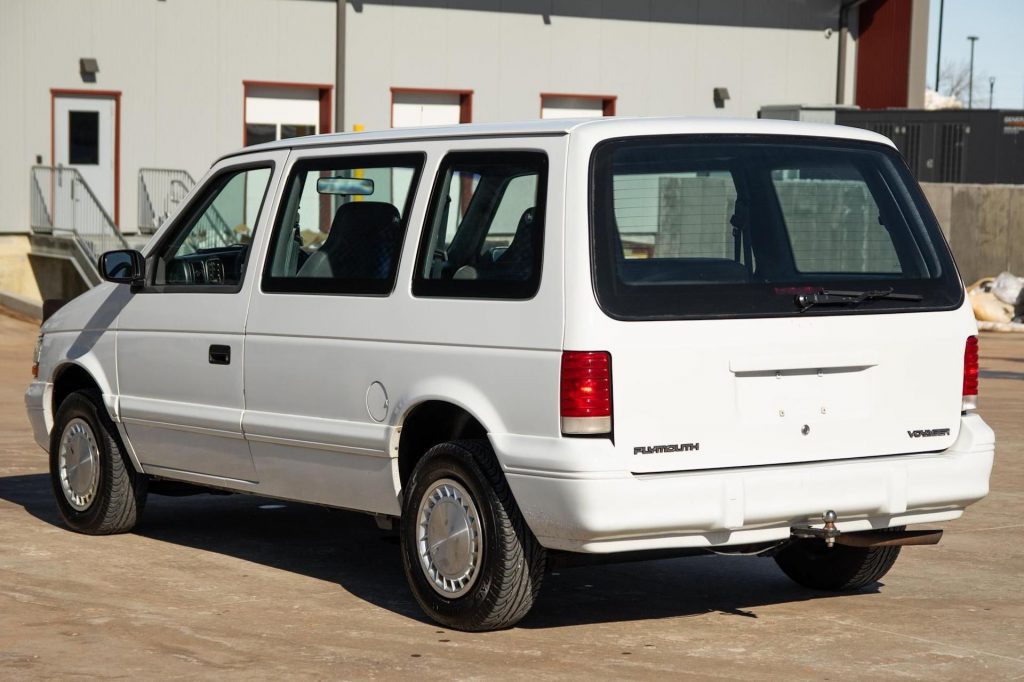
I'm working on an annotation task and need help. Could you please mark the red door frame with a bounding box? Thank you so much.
[389,87,474,127]
[50,88,122,227]
[539,92,617,117]
[242,80,334,146]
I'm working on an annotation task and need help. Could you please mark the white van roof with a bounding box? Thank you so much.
[225,116,895,160]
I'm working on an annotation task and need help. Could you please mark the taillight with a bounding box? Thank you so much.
[962,335,979,410]
[560,351,612,435]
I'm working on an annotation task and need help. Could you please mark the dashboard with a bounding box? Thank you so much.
[166,245,248,286]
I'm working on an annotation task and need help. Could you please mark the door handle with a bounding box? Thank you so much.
[208,344,231,365]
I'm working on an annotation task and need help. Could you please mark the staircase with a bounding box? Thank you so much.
[30,166,129,285]
[138,168,195,234]
[138,168,237,248]
[29,165,237,292]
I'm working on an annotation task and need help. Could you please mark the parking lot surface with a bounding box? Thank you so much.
[1,311,1022,680]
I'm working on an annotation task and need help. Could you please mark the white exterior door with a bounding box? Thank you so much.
[541,95,605,119]
[53,95,116,219]
[392,91,462,127]
[245,86,319,144]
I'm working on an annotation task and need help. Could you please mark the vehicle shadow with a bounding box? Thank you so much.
[0,472,873,629]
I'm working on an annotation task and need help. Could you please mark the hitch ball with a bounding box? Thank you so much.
[823,510,838,548]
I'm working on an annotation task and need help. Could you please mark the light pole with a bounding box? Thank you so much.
[989,77,996,109]
[967,35,979,108]
[935,0,944,92]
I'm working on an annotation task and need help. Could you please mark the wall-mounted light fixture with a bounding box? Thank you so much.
[713,87,730,109]
[79,58,99,83]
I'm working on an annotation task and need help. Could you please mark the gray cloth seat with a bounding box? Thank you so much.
[297,201,402,280]
[476,207,536,281]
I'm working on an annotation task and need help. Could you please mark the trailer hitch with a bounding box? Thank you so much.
[793,510,841,547]
[791,511,943,548]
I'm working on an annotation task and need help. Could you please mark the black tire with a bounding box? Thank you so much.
[774,528,904,591]
[400,439,546,631]
[49,389,147,534]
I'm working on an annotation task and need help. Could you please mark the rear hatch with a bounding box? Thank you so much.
[588,134,967,473]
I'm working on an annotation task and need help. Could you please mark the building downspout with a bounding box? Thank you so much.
[836,0,869,105]
[336,0,346,133]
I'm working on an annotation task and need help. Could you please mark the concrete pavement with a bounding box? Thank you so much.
[1,311,1022,680]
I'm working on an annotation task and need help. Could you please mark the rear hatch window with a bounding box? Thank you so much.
[590,135,963,320]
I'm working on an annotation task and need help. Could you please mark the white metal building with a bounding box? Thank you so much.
[0,0,928,301]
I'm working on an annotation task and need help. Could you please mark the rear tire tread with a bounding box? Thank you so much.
[402,439,545,631]
[774,527,904,591]
[466,439,545,629]
[840,543,901,589]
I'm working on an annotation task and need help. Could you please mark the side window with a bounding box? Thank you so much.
[613,171,739,261]
[771,164,903,274]
[153,166,272,288]
[414,151,547,299]
[262,154,423,295]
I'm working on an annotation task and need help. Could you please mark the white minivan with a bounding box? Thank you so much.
[25,118,994,631]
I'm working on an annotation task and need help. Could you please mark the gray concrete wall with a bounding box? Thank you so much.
[0,0,336,235]
[920,182,1024,285]
[344,1,844,131]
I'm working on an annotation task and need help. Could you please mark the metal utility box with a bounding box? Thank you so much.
[834,109,1024,184]
[759,105,860,126]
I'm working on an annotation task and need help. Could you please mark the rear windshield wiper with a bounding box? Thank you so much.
[795,287,924,313]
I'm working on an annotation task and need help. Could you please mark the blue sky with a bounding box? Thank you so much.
[926,0,1024,108]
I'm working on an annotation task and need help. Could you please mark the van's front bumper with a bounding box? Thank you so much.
[496,413,994,553]
[24,380,52,452]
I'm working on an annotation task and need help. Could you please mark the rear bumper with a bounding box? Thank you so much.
[497,413,994,553]
[24,380,51,452]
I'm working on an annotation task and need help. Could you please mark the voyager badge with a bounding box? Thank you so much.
[907,428,951,438]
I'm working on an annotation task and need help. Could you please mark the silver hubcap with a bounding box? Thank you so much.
[416,478,483,597]
[58,418,100,511]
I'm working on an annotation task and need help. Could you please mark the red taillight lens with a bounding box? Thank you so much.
[560,351,611,435]
[962,335,979,410]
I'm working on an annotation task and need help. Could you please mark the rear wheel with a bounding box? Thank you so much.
[400,439,545,631]
[49,389,147,534]
[774,528,903,591]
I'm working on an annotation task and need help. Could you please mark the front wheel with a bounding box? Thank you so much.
[400,440,545,631]
[774,528,904,591]
[49,389,147,534]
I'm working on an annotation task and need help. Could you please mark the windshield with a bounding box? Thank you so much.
[589,135,963,320]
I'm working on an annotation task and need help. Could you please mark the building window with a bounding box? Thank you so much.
[245,123,277,147]
[281,124,316,140]
[68,110,100,164]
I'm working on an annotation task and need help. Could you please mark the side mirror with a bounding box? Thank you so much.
[99,250,146,288]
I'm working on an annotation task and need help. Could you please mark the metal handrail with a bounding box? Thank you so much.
[29,166,129,272]
[137,167,239,249]
[186,196,238,251]
[138,168,196,233]
[29,170,53,232]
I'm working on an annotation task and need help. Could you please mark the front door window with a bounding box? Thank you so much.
[153,166,273,287]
